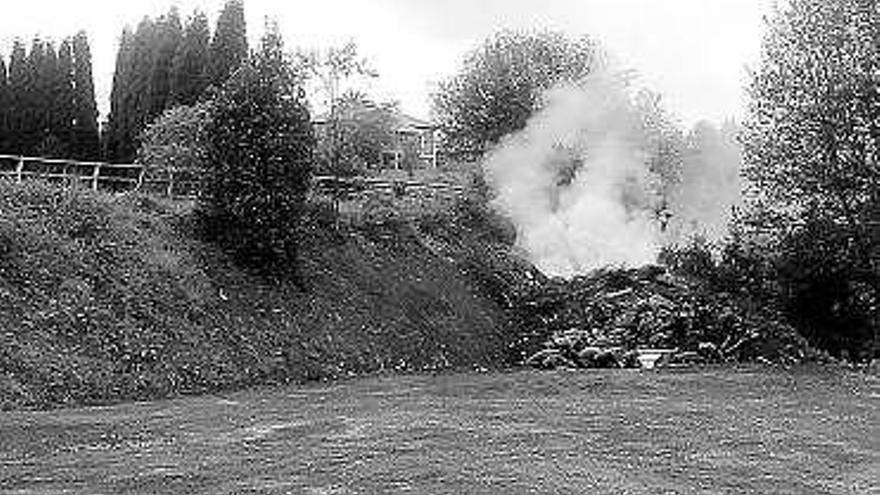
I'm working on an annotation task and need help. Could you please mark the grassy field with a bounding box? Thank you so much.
[1,366,877,495]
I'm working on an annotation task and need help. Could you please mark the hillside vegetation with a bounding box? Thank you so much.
[0,179,518,410]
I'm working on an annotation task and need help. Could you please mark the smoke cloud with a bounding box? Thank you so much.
[665,121,743,249]
[483,74,663,278]
[483,74,745,278]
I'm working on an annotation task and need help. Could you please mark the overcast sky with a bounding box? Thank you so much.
[0,0,774,126]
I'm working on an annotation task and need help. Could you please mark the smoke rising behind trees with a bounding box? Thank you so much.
[481,71,744,277]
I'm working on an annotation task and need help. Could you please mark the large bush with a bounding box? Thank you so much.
[200,25,315,275]
[136,101,214,196]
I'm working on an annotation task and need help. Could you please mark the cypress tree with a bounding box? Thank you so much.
[149,8,182,116]
[7,40,27,154]
[106,27,134,161]
[130,18,158,155]
[72,31,100,160]
[22,38,48,154]
[108,18,156,162]
[0,56,8,152]
[170,9,211,106]
[209,0,247,87]
[50,39,76,154]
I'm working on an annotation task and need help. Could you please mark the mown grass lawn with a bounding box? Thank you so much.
[1,366,877,494]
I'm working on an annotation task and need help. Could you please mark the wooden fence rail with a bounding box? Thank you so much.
[0,154,144,193]
[0,155,466,202]
[310,175,465,201]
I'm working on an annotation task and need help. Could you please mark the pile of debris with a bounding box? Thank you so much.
[513,265,827,370]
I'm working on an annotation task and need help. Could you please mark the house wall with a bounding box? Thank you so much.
[312,120,440,172]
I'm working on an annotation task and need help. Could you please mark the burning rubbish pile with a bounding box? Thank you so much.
[501,264,826,370]
[442,72,829,370]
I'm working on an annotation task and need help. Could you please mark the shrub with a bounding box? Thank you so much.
[199,25,315,276]
[775,216,877,361]
[137,101,214,196]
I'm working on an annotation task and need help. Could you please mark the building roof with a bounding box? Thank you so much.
[312,110,435,133]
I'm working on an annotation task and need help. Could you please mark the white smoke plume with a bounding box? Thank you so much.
[665,120,744,250]
[483,74,664,278]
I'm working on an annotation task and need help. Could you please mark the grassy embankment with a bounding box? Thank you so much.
[0,178,523,410]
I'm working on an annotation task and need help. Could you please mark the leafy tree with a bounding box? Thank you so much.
[170,10,211,106]
[72,31,100,160]
[297,41,377,175]
[209,0,247,87]
[314,91,397,175]
[434,30,599,160]
[201,20,314,276]
[633,88,687,226]
[743,0,879,358]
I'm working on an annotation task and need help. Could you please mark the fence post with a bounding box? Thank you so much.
[92,163,101,192]
[15,157,24,183]
[165,168,174,198]
[135,165,146,192]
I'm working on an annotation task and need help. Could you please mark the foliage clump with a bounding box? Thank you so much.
[742,0,878,360]
[137,101,214,196]
[433,30,599,160]
[199,23,315,275]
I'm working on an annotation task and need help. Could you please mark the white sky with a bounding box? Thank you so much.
[0,0,774,126]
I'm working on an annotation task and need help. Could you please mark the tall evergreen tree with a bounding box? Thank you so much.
[170,10,211,105]
[149,8,182,117]
[129,18,159,158]
[36,41,68,157]
[7,40,28,154]
[209,0,247,87]
[108,19,156,162]
[72,31,100,159]
[50,39,75,153]
[106,27,135,161]
[22,38,48,154]
[0,56,8,152]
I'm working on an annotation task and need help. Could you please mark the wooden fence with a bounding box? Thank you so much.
[0,154,200,198]
[0,154,142,192]
[310,175,465,202]
[0,155,466,202]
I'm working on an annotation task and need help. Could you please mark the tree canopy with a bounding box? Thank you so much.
[743,0,878,357]
[433,30,600,160]
[201,20,314,275]
[315,91,398,176]
[0,52,10,150]
[72,32,100,159]
[170,10,212,106]
[296,40,378,178]
[106,2,248,162]
[0,33,98,158]
[209,0,248,87]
